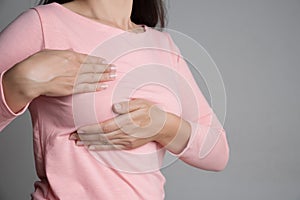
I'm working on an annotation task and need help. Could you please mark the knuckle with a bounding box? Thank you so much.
[98,134,104,142]
[133,99,147,108]
[127,139,136,148]
[100,73,108,81]
[101,124,110,133]
[126,141,133,149]
[133,98,143,104]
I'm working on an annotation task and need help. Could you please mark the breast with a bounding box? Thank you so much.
[73,63,181,129]
[31,48,181,173]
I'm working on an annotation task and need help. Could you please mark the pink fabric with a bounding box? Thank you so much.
[0,3,229,200]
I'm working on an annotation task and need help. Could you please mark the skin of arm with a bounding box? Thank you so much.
[155,111,191,154]
[1,49,116,114]
[2,63,35,113]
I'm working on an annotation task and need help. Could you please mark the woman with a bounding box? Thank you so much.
[0,0,229,199]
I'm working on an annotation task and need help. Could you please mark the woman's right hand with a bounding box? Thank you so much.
[2,49,115,113]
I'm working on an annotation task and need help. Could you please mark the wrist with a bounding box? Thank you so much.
[7,62,41,100]
[155,112,181,145]
[155,112,192,154]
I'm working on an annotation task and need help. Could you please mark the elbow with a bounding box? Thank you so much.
[179,128,230,172]
[213,133,230,171]
[201,130,230,172]
[209,145,230,172]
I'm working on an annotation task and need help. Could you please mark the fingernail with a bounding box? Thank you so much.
[89,146,95,150]
[110,65,117,71]
[109,73,117,78]
[114,103,122,111]
[99,84,108,89]
[76,141,84,146]
[102,60,108,64]
[69,134,77,140]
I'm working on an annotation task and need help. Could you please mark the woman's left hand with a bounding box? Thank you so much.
[70,99,172,151]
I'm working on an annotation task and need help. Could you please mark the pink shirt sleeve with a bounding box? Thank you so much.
[166,34,230,171]
[0,8,44,131]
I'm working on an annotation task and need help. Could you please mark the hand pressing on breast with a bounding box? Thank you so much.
[70,98,192,154]
[2,49,116,113]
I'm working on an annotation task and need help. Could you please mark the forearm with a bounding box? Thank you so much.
[2,64,37,113]
[155,113,192,154]
[0,68,32,131]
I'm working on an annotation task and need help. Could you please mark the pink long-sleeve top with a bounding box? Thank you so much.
[0,3,229,200]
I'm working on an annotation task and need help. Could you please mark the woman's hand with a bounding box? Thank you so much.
[70,99,192,154]
[2,49,116,112]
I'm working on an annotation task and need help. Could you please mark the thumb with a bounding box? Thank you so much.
[112,99,145,114]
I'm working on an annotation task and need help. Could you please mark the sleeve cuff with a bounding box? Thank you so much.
[0,70,30,118]
[167,118,223,159]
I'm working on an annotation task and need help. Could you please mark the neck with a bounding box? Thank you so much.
[75,0,136,30]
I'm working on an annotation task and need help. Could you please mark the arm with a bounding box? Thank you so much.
[0,8,116,133]
[0,8,44,131]
[69,33,229,171]
[72,65,229,171]
[158,34,230,171]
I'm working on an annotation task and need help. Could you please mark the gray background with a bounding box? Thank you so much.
[0,0,299,199]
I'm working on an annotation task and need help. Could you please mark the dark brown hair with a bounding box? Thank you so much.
[38,0,166,28]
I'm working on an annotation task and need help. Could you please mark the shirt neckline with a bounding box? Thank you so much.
[51,2,149,35]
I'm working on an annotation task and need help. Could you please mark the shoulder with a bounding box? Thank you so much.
[148,28,180,56]
[0,4,46,71]
[0,6,44,40]
[146,28,180,55]
[3,6,41,30]
[31,2,59,14]
[30,2,67,24]
[1,3,59,29]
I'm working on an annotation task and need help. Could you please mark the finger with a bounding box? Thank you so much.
[76,138,130,146]
[69,133,79,140]
[104,131,129,140]
[78,130,126,141]
[74,52,107,64]
[77,132,123,142]
[76,72,116,84]
[74,83,107,93]
[88,144,126,151]
[98,72,117,82]
[77,133,106,142]
[97,114,134,133]
[105,138,132,146]
[77,113,135,135]
[112,98,149,114]
[76,140,109,146]
[79,63,116,74]
[105,138,132,147]
[76,73,102,84]
[77,123,103,134]
[99,110,151,135]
